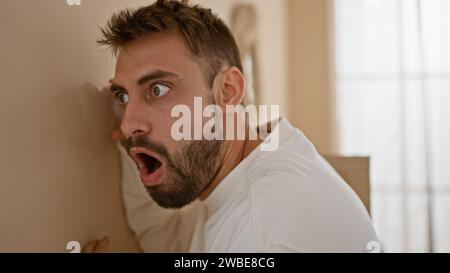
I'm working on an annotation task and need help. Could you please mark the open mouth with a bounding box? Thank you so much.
[137,153,162,174]
[129,148,164,186]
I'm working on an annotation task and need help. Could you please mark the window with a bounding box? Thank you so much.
[334,0,450,252]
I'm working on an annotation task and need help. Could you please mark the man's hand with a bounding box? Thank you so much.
[82,236,110,253]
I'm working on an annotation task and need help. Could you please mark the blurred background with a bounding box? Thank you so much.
[0,0,448,253]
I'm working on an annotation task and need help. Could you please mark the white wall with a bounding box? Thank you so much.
[287,0,336,154]
[0,0,152,252]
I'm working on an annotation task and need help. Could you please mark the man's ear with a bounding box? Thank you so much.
[212,67,246,107]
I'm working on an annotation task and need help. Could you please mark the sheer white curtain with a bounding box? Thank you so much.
[334,0,450,252]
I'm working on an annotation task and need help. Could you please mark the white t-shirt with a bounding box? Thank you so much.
[118,118,379,253]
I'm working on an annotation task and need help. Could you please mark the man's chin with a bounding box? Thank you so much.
[145,184,199,209]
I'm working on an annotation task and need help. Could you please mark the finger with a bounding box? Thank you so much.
[82,240,98,253]
[94,236,110,253]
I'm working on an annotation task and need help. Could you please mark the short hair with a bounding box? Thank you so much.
[97,0,243,88]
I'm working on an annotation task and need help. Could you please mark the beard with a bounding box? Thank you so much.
[123,136,223,209]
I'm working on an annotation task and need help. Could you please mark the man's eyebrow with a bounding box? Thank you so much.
[110,70,182,93]
[110,83,126,92]
[137,70,183,86]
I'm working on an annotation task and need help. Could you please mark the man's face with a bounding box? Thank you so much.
[112,32,222,209]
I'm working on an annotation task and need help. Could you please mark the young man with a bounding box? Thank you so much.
[90,0,378,252]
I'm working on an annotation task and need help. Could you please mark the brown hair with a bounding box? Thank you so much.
[97,0,243,88]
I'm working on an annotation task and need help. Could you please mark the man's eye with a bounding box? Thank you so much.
[115,92,128,105]
[151,84,170,97]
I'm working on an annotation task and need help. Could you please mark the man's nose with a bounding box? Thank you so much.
[120,103,151,138]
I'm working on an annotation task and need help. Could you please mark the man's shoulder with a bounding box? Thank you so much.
[247,125,330,184]
[220,120,378,252]
[243,126,378,252]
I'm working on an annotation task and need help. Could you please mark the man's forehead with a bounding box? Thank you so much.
[117,32,192,67]
[113,32,204,87]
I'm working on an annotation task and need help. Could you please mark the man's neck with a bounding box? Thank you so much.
[198,128,263,201]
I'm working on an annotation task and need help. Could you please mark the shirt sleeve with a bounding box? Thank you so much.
[117,142,202,253]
